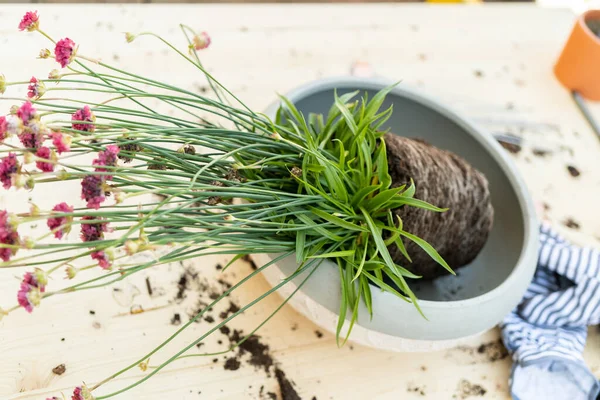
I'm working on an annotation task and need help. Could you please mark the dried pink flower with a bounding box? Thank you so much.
[27,76,45,99]
[0,153,18,189]
[19,130,43,149]
[81,175,105,209]
[55,38,76,68]
[51,132,71,154]
[17,269,47,313]
[0,210,19,262]
[17,101,37,125]
[71,385,94,400]
[93,145,120,175]
[47,202,74,239]
[18,11,39,32]
[0,116,7,141]
[72,105,96,133]
[193,32,211,50]
[35,146,55,172]
[80,215,109,242]
[91,250,111,270]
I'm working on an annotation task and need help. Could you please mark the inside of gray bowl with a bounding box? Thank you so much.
[291,85,525,302]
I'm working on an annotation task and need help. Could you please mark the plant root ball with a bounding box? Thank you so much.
[384,134,494,279]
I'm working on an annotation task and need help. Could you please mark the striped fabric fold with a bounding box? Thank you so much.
[501,224,600,399]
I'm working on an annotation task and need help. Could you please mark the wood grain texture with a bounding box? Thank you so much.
[0,4,599,400]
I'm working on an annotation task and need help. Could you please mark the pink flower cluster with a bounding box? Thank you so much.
[71,385,94,400]
[17,270,46,313]
[193,32,211,50]
[80,215,110,242]
[51,132,70,154]
[55,37,76,68]
[81,145,120,209]
[0,210,19,262]
[18,11,39,32]
[91,250,111,270]
[0,154,19,189]
[72,105,95,133]
[35,146,54,172]
[0,116,7,141]
[27,76,45,99]
[47,202,74,239]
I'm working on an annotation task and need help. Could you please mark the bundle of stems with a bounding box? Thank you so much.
[0,12,450,399]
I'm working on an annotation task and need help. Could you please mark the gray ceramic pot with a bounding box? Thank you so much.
[254,77,538,351]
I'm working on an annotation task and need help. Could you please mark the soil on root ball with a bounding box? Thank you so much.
[384,135,494,279]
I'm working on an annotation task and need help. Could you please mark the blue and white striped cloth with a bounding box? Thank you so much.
[501,223,600,400]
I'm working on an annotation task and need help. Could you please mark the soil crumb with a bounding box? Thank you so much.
[563,218,580,230]
[242,254,258,270]
[224,357,241,371]
[52,364,66,375]
[532,149,551,157]
[476,339,509,362]
[315,330,323,339]
[455,379,487,399]
[567,165,581,177]
[473,70,484,78]
[407,382,426,396]
[498,141,521,154]
[170,313,181,325]
[275,368,301,400]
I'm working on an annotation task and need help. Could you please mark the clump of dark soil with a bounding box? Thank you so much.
[224,357,241,371]
[567,165,581,177]
[455,379,487,399]
[275,368,302,400]
[477,340,509,362]
[563,218,580,230]
[407,382,426,396]
[52,364,66,375]
[242,254,258,270]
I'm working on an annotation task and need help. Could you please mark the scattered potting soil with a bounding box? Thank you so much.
[219,301,241,320]
[563,218,581,230]
[275,368,302,400]
[476,340,509,362]
[407,382,426,396]
[497,141,522,154]
[567,165,581,177]
[52,364,66,375]
[587,19,600,38]
[224,357,241,371]
[532,148,551,157]
[314,330,323,339]
[145,277,153,296]
[242,254,258,270]
[170,313,181,325]
[455,379,487,399]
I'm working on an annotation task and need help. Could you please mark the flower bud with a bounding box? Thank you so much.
[13,174,27,189]
[34,268,48,286]
[38,49,51,59]
[48,69,61,80]
[23,151,34,164]
[114,192,126,204]
[65,265,78,279]
[0,74,6,95]
[125,32,136,43]
[125,239,139,255]
[29,203,40,217]
[22,237,35,249]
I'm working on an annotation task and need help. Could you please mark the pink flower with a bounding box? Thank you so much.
[17,269,47,313]
[91,250,111,270]
[18,11,39,32]
[55,38,76,68]
[19,130,43,149]
[51,132,71,154]
[193,32,211,50]
[35,147,54,172]
[80,215,109,242]
[27,76,45,99]
[71,385,94,400]
[71,105,95,132]
[47,202,73,239]
[0,153,18,189]
[0,116,7,141]
[17,101,37,125]
[0,210,19,262]
[93,145,119,175]
[81,175,105,209]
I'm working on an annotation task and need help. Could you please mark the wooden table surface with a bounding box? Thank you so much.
[1,4,599,400]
